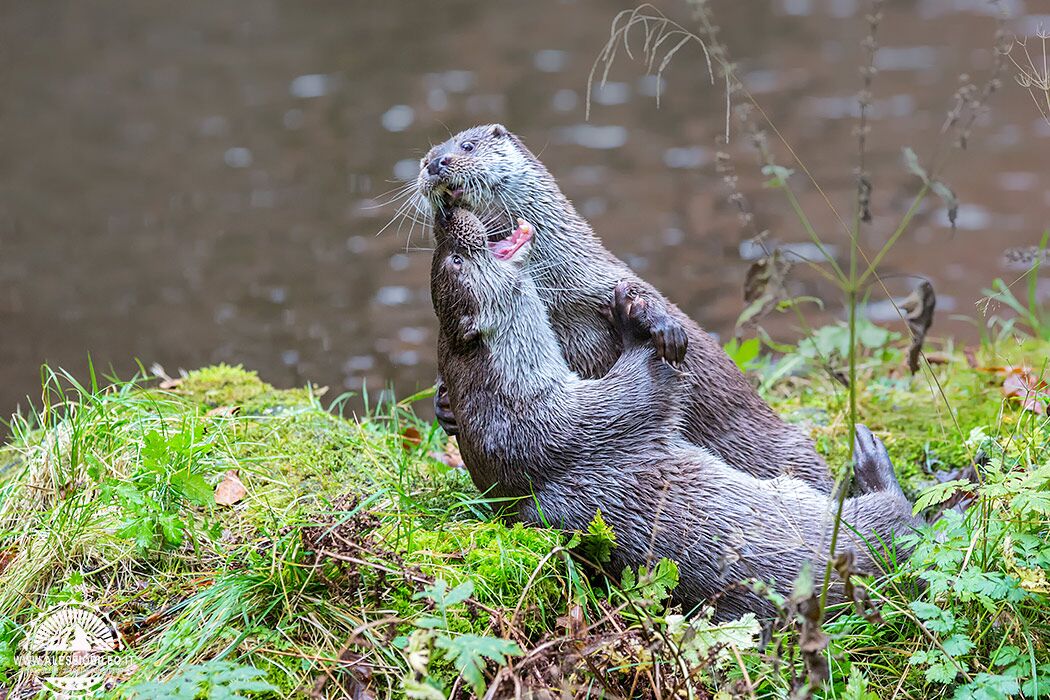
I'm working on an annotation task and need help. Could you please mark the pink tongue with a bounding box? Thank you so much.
[490,220,533,260]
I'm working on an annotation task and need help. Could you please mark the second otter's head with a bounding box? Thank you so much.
[416,124,552,220]
[431,208,536,351]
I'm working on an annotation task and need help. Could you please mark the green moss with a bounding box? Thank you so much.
[176,363,316,413]
[404,521,565,620]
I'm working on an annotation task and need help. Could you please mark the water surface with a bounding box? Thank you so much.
[1,0,1047,419]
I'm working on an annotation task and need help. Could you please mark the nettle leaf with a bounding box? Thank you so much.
[435,634,522,697]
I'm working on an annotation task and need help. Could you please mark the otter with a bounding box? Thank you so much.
[418,124,834,492]
[431,208,918,619]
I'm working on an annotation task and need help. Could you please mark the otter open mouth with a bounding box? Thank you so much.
[431,183,466,213]
[489,219,533,261]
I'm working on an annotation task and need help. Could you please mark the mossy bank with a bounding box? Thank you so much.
[1,337,1048,698]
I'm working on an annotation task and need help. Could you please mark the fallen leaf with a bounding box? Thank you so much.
[0,549,15,575]
[214,470,247,506]
[206,405,239,418]
[1000,367,1048,415]
[923,351,951,365]
[150,362,182,390]
[401,427,422,452]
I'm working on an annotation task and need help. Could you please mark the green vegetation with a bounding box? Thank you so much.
[0,335,1047,697]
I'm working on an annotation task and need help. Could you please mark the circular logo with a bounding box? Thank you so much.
[17,601,127,696]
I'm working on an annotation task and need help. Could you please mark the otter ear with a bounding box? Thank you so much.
[490,124,508,138]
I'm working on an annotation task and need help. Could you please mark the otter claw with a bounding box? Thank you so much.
[648,313,688,366]
[612,281,649,345]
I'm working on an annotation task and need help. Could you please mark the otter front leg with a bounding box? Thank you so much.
[434,317,480,437]
[611,280,688,365]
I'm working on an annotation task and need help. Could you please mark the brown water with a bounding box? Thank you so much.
[1,0,1047,420]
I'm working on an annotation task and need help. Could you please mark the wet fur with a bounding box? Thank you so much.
[431,209,919,619]
[420,125,834,491]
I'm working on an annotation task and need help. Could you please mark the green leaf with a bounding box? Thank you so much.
[172,470,214,506]
[435,634,522,697]
[913,479,972,514]
[843,667,879,700]
[943,633,976,657]
[620,558,679,609]
[724,337,761,371]
[926,659,959,684]
[581,508,617,564]
[443,580,474,608]
[159,513,184,547]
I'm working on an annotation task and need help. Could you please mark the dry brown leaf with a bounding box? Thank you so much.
[902,280,935,374]
[1000,366,1048,415]
[150,362,183,389]
[214,470,247,506]
[400,427,422,452]
[0,549,15,575]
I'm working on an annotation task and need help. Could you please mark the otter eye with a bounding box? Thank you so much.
[460,140,475,152]
[450,253,464,268]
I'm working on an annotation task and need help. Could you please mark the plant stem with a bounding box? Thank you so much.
[858,184,929,286]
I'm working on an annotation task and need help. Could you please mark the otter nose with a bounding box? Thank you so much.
[427,154,452,177]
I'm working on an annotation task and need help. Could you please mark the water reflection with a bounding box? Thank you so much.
[0,0,1046,420]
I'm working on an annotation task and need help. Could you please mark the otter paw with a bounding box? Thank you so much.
[434,381,459,436]
[649,315,688,366]
[612,281,650,345]
[852,424,899,494]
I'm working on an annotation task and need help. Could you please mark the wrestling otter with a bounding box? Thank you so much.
[431,208,918,619]
[419,124,833,492]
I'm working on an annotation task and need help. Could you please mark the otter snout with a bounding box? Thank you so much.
[426,153,451,177]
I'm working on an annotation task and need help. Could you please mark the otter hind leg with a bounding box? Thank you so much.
[852,424,901,496]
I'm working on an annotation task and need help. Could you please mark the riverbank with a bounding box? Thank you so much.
[1,337,1048,698]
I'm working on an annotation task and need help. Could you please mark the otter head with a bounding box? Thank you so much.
[417,124,550,222]
[431,207,536,351]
